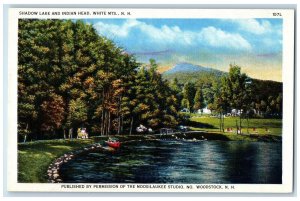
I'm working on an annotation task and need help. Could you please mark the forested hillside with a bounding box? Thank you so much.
[18,19,179,141]
[163,65,283,119]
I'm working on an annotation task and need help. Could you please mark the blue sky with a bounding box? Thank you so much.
[85,18,283,81]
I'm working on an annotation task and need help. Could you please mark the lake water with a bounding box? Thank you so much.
[59,140,282,184]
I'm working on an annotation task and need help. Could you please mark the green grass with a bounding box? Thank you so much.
[18,117,282,183]
[18,139,93,183]
[188,116,282,136]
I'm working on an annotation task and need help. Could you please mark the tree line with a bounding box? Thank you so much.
[18,19,179,141]
[18,19,282,141]
[169,66,282,118]
[169,65,283,132]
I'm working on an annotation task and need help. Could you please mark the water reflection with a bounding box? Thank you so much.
[60,140,282,184]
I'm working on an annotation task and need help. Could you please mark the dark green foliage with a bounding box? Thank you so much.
[182,82,196,111]
[18,19,180,140]
[193,87,204,111]
[162,71,224,84]
[251,79,283,117]
[163,63,282,134]
[163,64,282,119]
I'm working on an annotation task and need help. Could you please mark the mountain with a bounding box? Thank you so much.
[162,62,226,84]
[163,62,216,74]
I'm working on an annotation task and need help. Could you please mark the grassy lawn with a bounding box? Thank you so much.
[18,136,155,183]
[18,117,282,183]
[188,115,282,136]
[18,139,93,183]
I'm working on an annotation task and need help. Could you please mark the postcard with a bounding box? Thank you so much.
[7,7,294,193]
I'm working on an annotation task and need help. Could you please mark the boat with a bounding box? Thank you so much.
[105,138,121,149]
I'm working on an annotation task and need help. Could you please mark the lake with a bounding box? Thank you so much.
[59,140,282,184]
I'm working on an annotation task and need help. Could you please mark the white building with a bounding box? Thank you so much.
[231,109,242,116]
[203,107,212,114]
[197,107,211,114]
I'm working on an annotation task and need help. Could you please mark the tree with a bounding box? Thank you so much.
[67,98,88,132]
[170,78,183,109]
[18,81,37,142]
[182,82,196,111]
[18,19,65,139]
[40,93,65,137]
[211,76,229,132]
[260,100,267,114]
[223,64,253,134]
[18,20,180,140]
[181,99,190,111]
[120,59,179,133]
[193,87,204,112]
[276,93,283,116]
[149,58,158,79]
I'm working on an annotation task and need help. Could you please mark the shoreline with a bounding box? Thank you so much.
[47,143,104,183]
[18,131,281,183]
[92,131,282,143]
[47,131,281,183]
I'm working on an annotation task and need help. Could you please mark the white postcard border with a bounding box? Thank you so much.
[7,8,295,193]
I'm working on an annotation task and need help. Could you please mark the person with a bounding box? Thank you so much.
[81,128,88,139]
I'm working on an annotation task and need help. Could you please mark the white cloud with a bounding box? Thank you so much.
[262,37,282,47]
[94,19,140,37]
[93,19,252,51]
[133,21,195,45]
[199,26,252,51]
[229,19,272,35]
[94,19,195,45]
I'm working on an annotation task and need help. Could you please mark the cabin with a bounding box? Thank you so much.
[231,109,242,116]
[197,107,211,114]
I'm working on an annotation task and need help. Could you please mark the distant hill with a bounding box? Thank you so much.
[164,62,220,74]
[162,62,226,84]
[251,78,283,101]
[162,62,282,95]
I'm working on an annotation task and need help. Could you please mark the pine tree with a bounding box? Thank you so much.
[193,87,204,112]
[18,19,180,139]
[182,82,196,111]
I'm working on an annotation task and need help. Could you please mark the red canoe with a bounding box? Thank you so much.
[105,139,121,149]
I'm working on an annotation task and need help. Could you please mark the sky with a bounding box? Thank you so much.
[85,18,283,82]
